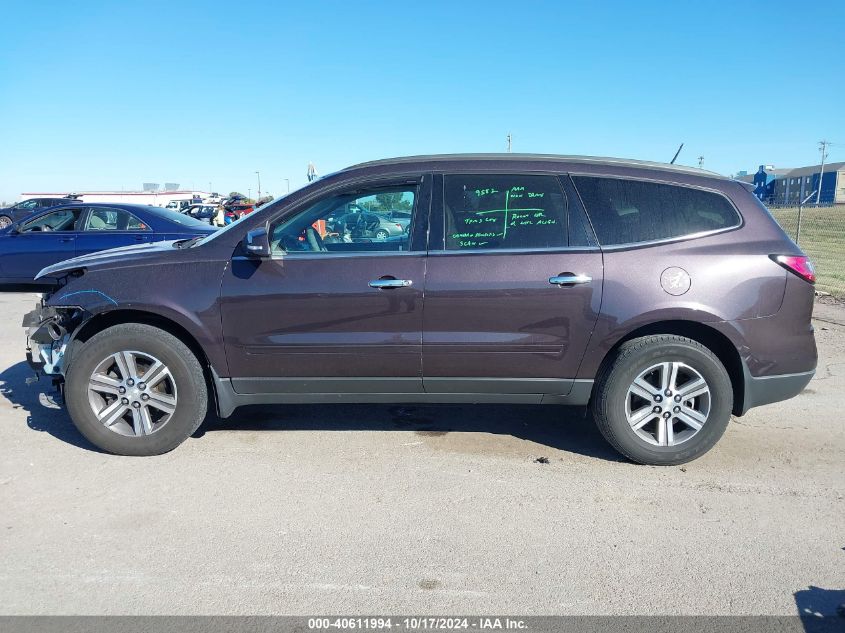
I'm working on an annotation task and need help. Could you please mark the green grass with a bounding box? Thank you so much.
[769,205,845,297]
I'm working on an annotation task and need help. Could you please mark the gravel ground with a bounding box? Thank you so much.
[0,292,842,615]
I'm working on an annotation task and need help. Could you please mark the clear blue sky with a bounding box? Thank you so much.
[1,0,843,202]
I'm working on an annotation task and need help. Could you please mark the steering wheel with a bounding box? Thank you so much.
[305,226,326,252]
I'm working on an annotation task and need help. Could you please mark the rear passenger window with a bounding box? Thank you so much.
[444,175,566,250]
[85,208,148,231]
[572,176,740,246]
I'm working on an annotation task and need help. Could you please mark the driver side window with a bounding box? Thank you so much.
[21,208,83,233]
[269,187,416,255]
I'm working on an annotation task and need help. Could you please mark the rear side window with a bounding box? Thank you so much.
[444,174,567,250]
[572,176,740,246]
[85,207,149,231]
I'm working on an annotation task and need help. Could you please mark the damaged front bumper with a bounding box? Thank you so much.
[23,302,83,377]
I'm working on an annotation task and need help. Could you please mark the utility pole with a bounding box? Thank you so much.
[815,140,829,204]
[284,178,290,194]
[255,171,261,201]
[697,156,704,169]
[248,188,251,201]
[506,133,512,153]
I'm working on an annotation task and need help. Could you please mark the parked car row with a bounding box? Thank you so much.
[180,202,256,226]
[21,154,817,465]
[181,204,218,224]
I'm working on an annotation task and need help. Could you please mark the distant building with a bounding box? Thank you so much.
[737,163,845,204]
[736,165,791,202]
[19,189,212,207]
[772,162,845,205]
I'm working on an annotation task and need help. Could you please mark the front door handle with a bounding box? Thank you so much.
[549,273,592,286]
[369,278,412,289]
[58,237,75,243]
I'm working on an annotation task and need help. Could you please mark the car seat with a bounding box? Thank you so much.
[88,213,108,230]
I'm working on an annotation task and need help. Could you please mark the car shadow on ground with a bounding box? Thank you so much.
[202,400,623,462]
[0,360,101,452]
[1,359,621,461]
[794,585,845,632]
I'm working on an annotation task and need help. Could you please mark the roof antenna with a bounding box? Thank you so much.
[670,143,684,165]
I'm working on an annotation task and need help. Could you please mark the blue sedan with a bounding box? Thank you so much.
[0,203,216,289]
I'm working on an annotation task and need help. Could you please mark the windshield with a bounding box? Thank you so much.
[10,199,38,211]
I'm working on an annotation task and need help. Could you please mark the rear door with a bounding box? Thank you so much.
[422,173,603,397]
[75,207,153,256]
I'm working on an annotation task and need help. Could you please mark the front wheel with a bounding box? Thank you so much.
[0,215,12,229]
[591,335,733,465]
[65,323,207,455]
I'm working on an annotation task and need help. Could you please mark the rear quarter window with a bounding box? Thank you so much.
[572,176,740,246]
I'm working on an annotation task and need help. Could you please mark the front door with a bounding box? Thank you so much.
[422,173,603,397]
[220,177,430,394]
[0,207,83,281]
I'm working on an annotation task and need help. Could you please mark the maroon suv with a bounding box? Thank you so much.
[24,155,817,464]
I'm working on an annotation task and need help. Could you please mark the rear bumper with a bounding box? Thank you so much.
[740,367,815,415]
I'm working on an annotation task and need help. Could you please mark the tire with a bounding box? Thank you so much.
[375,229,390,239]
[590,335,733,465]
[0,215,12,229]
[64,323,207,456]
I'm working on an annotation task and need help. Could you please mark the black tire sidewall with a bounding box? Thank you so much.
[65,325,207,456]
[595,339,733,465]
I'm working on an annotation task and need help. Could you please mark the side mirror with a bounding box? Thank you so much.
[244,226,271,258]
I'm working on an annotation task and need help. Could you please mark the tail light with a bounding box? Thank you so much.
[771,255,816,284]
[395,223,403,230]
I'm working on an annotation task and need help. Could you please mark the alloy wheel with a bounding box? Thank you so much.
[87,351,178,437]
[625,361,711,447]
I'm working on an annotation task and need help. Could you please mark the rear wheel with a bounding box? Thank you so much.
[65,324,207,455]
[375,229,390,240]
[0,215,12,229]
[591,335,733,465]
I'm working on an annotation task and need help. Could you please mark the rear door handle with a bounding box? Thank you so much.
[58,237,75,243]
[549,274,592,286]
[369,278,412,289]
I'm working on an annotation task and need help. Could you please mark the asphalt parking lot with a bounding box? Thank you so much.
[0,292,842,616]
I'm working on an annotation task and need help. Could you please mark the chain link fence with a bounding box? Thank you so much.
[769,204,845,297]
